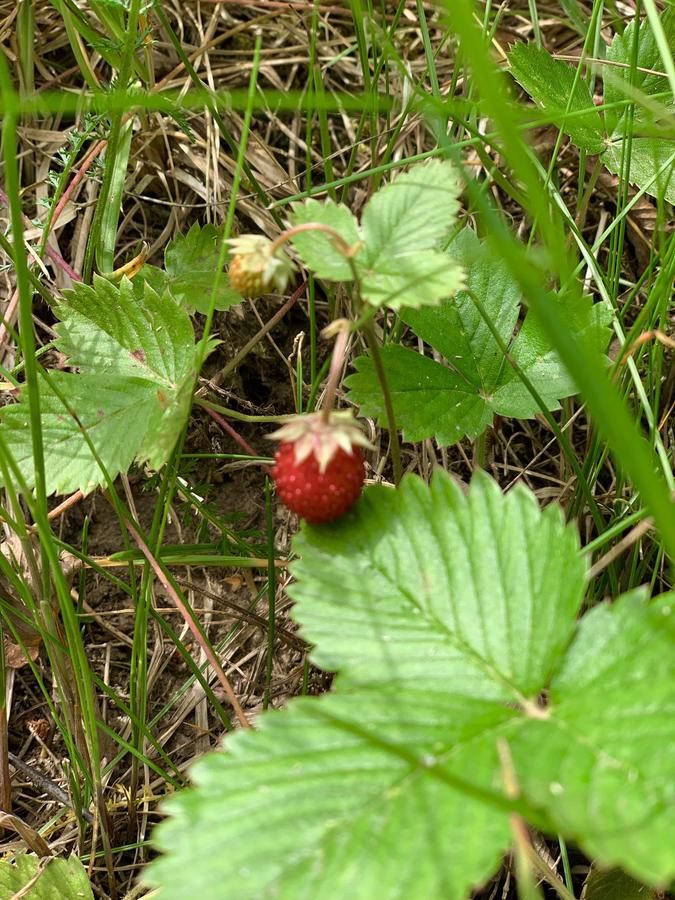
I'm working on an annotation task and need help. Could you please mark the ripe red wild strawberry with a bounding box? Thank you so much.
[269,412,372,524]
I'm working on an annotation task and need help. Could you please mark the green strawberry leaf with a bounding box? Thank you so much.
[148,473,580,899]
[1,373,158,495]
[288,198,361,281]
[495,287,614,416]
[346,227,612,444]
[357,159,463,307]
[1,278,203,495]
[507,17,675,204]
[148,473,675,897]
[0,852,94,899]
[290,472,585,695]
[604,8,675,132]
[55,275,196,382]
[509,589,675,884]
[359,248,466,310]
[508,43,607,153]
[148,687,513,900]
[603,136,675,205]
[132,262,169,299]
[359,159,462,260]
[288,160,464,310]
[601,10,675,203]
[136,222,241,313]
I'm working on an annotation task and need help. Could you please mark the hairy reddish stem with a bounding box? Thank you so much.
[48,138,107,235]
[204,405,273,477]
[269,222,357,258]
[320,324,351,423]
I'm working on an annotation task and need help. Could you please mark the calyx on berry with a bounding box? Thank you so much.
[268,411,373,472]
[227,234,295,297]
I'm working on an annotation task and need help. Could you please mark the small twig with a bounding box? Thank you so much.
[0,288,19,352]
[24,491,85,534]
[7,752,94,825]
[587,516,654,580]
[44,246,82,282]
[620,329,675,365]
[202,404,273,476]
[208,280,305,387]
[175,579,304,651]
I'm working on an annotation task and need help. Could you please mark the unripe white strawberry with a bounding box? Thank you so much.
[227,235,295,297]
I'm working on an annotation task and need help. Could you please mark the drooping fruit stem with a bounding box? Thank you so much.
[320,323,350,424]
[269,223,358,259]
[271,221,402,485]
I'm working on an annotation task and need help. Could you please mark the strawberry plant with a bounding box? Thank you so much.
[1,1,674,893]
[346,227,611,445]
[508,8,675,203]
[146,472,675,898]
[0,274,219,495]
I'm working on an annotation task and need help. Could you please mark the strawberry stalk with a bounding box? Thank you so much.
[320,322,351,425]
[231,221,402,487]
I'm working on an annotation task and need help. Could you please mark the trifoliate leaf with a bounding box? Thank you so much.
[0,853,94,899]
[357,162,464,308]
[149,473,580,899]
[1,278,202,495]
[604,8,675,132]
[508,43,606,152]
[360,159,462,260]
[288,198,361,280]
[288,161,463,310]
[137,222,241,313]
[346,227,612,445]
[148,472,675,897]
